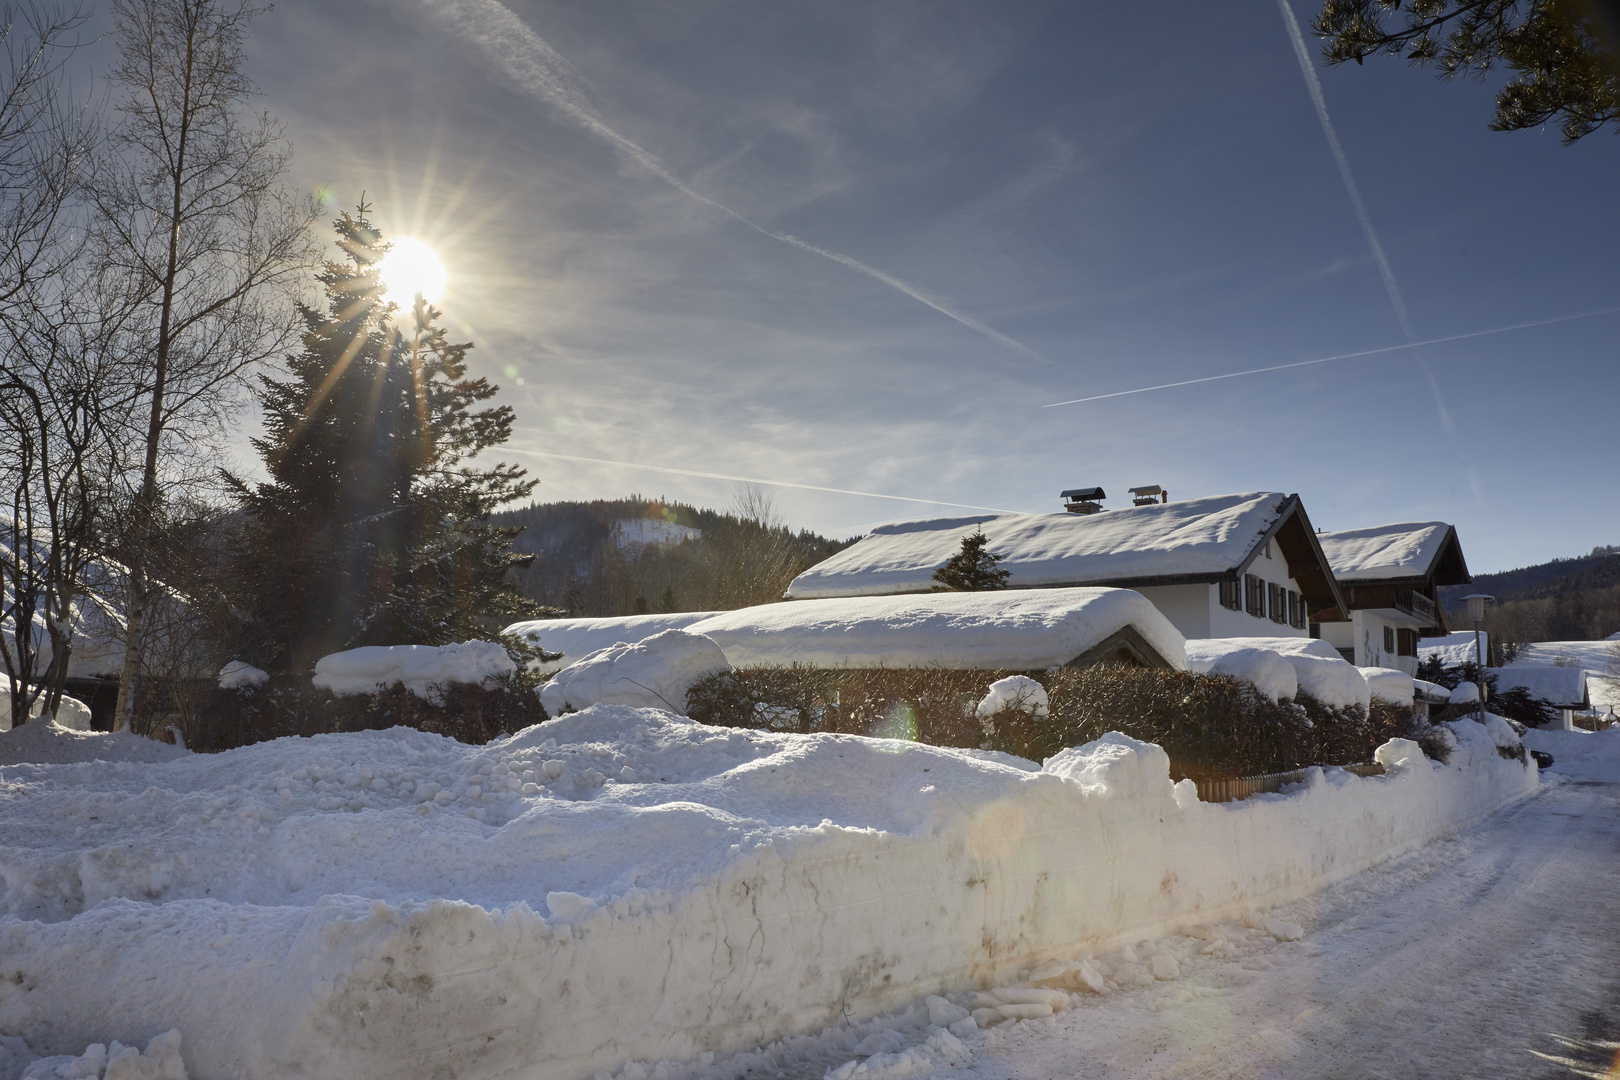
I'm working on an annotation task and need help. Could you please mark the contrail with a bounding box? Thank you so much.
[420,0,1043,361]
[503,446,1019,513]
[1042,306,1620,407]
[1276,0,1413,341]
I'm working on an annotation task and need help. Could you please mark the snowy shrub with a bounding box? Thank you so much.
[187,670,548,752]
[686,665,1441,779]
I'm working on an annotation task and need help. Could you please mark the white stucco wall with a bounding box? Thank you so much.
[1316,612,1417,675]
[1135,540,1308,641]
[1133,584,1211,639]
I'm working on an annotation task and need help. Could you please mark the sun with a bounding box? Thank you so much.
[378,238,448,306]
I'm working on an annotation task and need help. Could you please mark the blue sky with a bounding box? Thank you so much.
[230,0,1617,572]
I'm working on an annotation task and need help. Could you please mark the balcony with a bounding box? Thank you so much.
[1393,589,1437,624]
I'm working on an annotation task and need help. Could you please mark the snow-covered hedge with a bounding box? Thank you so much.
[687,664,1431,779]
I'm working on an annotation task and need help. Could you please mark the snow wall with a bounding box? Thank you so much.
[0,709,1538,1080]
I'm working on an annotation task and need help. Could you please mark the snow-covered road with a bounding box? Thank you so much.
[937,736,1620,1080]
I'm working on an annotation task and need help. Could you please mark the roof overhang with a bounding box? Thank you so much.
[1233,495,1349,622]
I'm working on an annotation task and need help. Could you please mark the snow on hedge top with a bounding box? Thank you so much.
[1315,522,1450,582]
[785,492,1292,599]
[313,641,515,700]
[1490,665,1588,708]
[502,612,722,673]
[685,588,1187,671]
[1183,637,1368,709]
[538,630,730,715]
[218,660,269,690]
[1361,667,1415,706]
[1183,644,1298,702]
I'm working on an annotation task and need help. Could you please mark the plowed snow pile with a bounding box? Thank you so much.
[0,709,1538,1080]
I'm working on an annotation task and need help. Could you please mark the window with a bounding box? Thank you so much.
[1397,628,1419,657]
[1219,579,1242,611]
[1268,583,1287,623]
[1383,626,1396,654]
[1244,574,1266,616]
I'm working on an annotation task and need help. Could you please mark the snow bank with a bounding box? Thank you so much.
[217,661,268,691]
[1524,725,1620,782]
[502,613,723,675]
[1450,681,1480,704]
[686,588,1188,672]
[312,641,515,700]
[786,493,1297,599]
[0,692,91,733]
[0,702,1538,1080]
[0,719,186,766]
[7,1028,188,1079]
[538,630,730,715]
[1362,667,1415,706]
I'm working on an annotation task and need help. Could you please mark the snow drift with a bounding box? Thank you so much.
[0,703,1538,1080]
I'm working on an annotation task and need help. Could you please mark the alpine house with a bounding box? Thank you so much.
[784,491,1346,644]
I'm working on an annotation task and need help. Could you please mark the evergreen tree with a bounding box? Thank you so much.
[931,528,1011,591]
[1314,0,1619,143]
[231,208,538,672]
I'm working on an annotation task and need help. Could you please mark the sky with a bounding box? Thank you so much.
[160,1,1620,571]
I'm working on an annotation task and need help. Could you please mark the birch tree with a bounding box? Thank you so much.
[92,0,317,730]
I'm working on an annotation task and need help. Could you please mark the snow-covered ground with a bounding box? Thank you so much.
[0,706,1542,1080]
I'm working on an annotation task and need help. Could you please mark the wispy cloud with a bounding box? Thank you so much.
[1042,306,1620,408]
[417,0,1044,361]
[1275,0,1410,340]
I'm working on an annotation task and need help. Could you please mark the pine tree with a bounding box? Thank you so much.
[931,528,1011,591]
[231,208,539,672]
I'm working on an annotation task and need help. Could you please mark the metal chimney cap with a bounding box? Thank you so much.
[1127,484,1163,497]
[1060,486,1106,501]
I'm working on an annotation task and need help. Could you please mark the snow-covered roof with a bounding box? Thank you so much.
[1317,523,1447,580]
[786,492,1336,604]
[1491,665,1590,709]
[503,612,723,673]
[1419,631,1487,667]
[685,588,1187,671]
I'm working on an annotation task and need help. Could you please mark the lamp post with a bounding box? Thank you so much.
[1462,593,1494,722]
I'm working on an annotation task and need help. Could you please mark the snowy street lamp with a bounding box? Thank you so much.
[1462,594,1493,722]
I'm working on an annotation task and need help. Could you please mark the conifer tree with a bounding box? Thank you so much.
[931,528,1011,591]
[231,207,538,672]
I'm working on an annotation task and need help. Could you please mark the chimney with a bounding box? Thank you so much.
[1129,484,1166,507]
[1061,487,1106,514]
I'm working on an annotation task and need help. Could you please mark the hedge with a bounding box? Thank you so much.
[685,665,1447,780]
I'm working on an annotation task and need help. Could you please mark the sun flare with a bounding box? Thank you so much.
[378,238,448,306]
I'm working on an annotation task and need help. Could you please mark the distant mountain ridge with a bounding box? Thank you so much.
[1439,545,1620,644]
[490,496,853,617]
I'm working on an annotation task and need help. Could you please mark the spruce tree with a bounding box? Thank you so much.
[231,208,539,672]
[931,528,1011,591]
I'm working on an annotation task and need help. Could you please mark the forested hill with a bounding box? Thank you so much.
[490,497,855,618]
[1440,545,1620,644]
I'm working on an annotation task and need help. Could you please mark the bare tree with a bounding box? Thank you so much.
[0,0,93,318]
[90,0,318,730]
[0,0,110,728]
